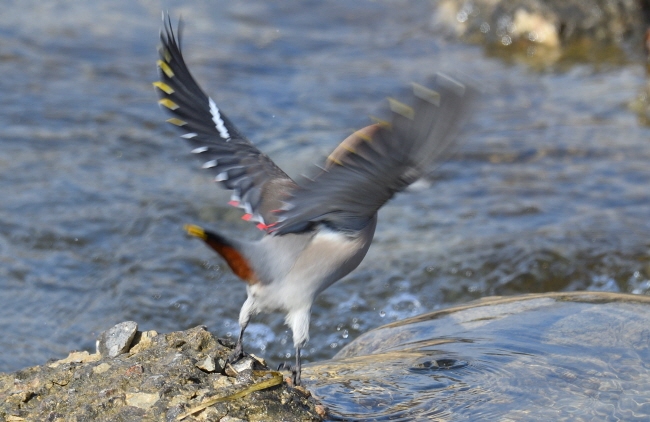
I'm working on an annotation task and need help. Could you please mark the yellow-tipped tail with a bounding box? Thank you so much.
[184,224,207,240]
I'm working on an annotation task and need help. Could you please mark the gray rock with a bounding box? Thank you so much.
[96,321,138,358]
[230,356,257,373]
[195,356,218,373]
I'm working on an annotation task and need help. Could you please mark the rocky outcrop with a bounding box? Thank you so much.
[435,0,650,65]
[0,323,324,421]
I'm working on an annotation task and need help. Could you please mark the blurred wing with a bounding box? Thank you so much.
[154,14,295,229]
[271,73,478,235]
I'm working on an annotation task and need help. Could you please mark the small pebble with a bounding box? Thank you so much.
[97,321,138,358]
[125,364,144,376]
[249,353,267,366]
[315,404,328,418]
[231,357,255,373]
[93,363,111,374]
[125,392,159,409]
[224,364,238,377]
[196,356,216,372]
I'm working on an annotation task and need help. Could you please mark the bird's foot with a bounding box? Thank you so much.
[226,342,247,365]
[277,362,301,386]
[293,368,301,386]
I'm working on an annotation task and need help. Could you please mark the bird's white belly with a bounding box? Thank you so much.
[248,228,367,314]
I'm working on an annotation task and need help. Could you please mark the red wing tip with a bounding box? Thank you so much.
[256,222,277,231]
[241,213,253,221]
[228,200,240,207]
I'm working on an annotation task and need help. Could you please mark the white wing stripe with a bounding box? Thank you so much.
[252,212,264,224]
[208,97,231,140]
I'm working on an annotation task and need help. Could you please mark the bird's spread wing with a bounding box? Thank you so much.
[271,73,478,235]
[154,15,295,230]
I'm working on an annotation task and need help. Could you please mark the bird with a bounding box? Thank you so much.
[154,15,477,386]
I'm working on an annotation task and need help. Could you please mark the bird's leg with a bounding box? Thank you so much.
[229,296,255,363]
[292,347,302,386]
[283,308,310,386]
[228,324,247,363]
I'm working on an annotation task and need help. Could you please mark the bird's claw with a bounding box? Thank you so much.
[277,362,300,386]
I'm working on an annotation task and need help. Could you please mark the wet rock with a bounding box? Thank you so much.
[314,404,328,418]
[0,325,323,421]
[434,0,648,65]
[305,292,650,421]
[96,321,138,357]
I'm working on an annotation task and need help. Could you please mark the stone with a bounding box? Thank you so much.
[96,321,138,358]
[220,417,246,422]
[92,363,111,374]
[124,364,144,376]
[212,375,234,389]
[249,354,266,366]
[195,356,217,372]
[232,357,255,372]
[129,330,158,355]
[48,351,100,368]
[125,392,159,409]
[315,405,328,418]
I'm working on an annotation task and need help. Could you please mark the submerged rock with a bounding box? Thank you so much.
[304,291,650,421]
[0,324,323,421]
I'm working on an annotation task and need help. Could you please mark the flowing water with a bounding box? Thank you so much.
[1,0,650,404]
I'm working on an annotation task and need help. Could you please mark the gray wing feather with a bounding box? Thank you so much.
[271,73,478,235]
[155,15,294,228]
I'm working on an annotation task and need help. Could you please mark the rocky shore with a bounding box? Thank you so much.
[0,322,324,421]
[434,0,650,65]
